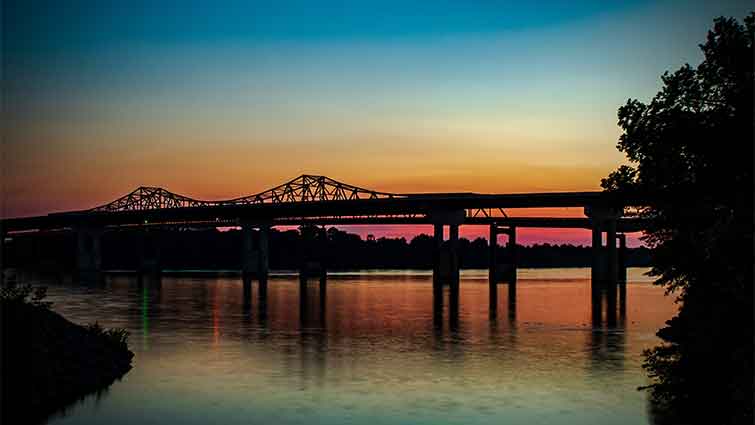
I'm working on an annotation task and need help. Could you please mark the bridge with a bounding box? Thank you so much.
[0,174,646,318]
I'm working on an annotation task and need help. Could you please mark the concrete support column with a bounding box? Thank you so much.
[586,205,623,288]
[299,226,328,324]
[617,233,627,285]
[590,220,603,285]
[432,223,444,314]
[604,227,622,328]
[488,224,516,316]
[258,225,270,299]
[606,219,618,285]
[258,225,269,277]
[448,224,460,318]
[76,225,103,275]
[138,229,161,275]
[241,224,256,278]
[241,222,272,312]
[488,224,498,283]
[488,224,498,316]
[299,226,326,281]
[428,209,465,325]
[435,224,461,285]
[448,224,460,283]
[241,222,271,279]
[507,226,517,283]
[317,226,327,281]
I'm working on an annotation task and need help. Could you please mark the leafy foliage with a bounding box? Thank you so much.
[87,322,131,349]
[0,282,53,309]
[602,13,753,424]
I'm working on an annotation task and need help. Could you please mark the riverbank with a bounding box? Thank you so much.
[1,297,134,424]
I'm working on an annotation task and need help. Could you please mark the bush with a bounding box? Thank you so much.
[0,282,53,309]
[86,322,130,349]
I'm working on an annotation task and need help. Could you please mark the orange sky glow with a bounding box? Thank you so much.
[4,0,747,248]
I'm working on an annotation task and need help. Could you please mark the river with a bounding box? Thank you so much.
[20,268,675,425]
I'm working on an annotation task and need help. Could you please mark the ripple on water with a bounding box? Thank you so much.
[22,268,675,425]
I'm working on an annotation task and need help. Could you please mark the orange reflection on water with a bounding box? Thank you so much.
[37,269,678,425]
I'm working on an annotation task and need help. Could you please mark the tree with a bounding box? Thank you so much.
[602,14,753,425]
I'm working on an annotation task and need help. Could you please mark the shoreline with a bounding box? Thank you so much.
[1,299,134,424]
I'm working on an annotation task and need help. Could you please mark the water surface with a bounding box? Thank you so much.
[21,268,675,424]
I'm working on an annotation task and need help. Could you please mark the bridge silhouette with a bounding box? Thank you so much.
[0,174,645,319]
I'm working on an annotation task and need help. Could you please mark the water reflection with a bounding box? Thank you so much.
[136,275,161,351]
[27,269,675,425]
[589,284,628,374]
[299,277,328,329]
[241,274,269,325]
[487,282,517,323]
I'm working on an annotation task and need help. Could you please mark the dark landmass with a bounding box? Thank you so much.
[4,226,650,271]
[1,290,134,424]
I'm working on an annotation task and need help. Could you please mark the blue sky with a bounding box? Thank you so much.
[2,0,752,244]
[5,1,647,48]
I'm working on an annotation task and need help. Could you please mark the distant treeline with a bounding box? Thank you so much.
[5,226,650,270]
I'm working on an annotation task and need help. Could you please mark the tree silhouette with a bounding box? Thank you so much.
[602,14,753,425]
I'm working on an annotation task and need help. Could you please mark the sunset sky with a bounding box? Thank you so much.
[3,0,750,245]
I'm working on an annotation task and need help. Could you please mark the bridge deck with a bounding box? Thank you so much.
[1,175,647,233]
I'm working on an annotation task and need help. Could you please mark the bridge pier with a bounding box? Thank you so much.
[430,210,464,322]
[606,218,618,286]
[591,219,603,284]
[432,223,443,326]
[138,229,162,275]
[585,206,623,288]
[488,225,517,283]
[448,223,460,319]
[617,233,627,285]
[299,226,327,318]
[75,225,103,279]
[432,223,444,318]
[433,226,461,285]
[241,224,269,278]
[591,279,626,330]
[506,226,517,283]
[258,225,269,299]
[488,224,497,316]
[241,223,270,304]
[298,226,327,283]
[298,269,327,325]
[432,216,463,283]
[488,224,517,316]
